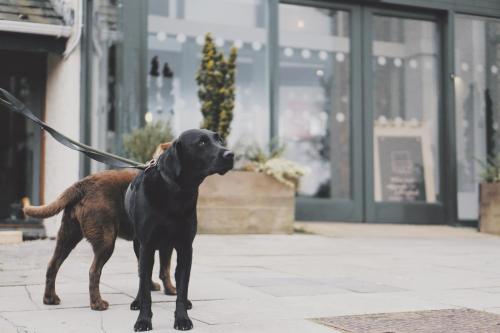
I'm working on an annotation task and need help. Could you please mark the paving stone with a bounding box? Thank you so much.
[0,295,38,312]
[200,319,341,333]
[2,307,103,333]
[186,298,294,324]
[254,283,346,297]
[279,292,455,319]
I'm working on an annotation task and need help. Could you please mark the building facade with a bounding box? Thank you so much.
[0,0,499,235]
[139,0,500,226]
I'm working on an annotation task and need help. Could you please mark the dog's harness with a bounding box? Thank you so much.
[0,88,147,170]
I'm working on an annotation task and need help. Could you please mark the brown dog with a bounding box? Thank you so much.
[23,143,175,311]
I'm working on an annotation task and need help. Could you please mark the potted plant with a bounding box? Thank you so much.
[123,121,174,163]
[196,33,237,141]
[195,33,307,234]
[198,142,306,234]
[479,156,500,235]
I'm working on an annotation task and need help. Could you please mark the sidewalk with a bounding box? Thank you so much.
[1,223,500,332]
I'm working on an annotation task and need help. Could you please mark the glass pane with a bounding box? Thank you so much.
[279,4,351,199]
[371,16,440,203]
[147,0,269,147]
[455,15,500,220]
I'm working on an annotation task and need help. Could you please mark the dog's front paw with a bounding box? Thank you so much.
[130,299,140,310]
[43,294,61,305]
[174,315,193,331]
[90,299,109,311]
[134,318,152,332]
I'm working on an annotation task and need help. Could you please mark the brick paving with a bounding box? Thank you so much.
[0,223,500,332]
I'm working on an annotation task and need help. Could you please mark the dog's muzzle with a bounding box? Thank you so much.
[217,150,234,175]
[223,150,234,160]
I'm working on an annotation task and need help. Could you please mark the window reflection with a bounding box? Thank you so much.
[279,4,351,199]
[455,15,500,220]
[372,16,440,203]
[147,0,269,147]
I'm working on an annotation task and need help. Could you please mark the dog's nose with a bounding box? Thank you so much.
[223,150,234,160]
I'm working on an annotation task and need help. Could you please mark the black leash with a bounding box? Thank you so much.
[0,88,147,170]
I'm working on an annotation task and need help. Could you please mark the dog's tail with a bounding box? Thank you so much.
[23,184,83,218]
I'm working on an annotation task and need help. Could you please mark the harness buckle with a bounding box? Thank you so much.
[144,159,157,172]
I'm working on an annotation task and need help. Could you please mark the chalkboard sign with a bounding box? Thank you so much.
[378,137,426,202]
[373,124,436,203]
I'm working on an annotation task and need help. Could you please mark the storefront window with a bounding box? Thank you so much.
[147,0,269,147]
[455,15,500,220]
[278,4,351,199]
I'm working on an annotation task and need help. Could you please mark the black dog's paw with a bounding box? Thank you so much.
[174,316,193,331]
[134,318,152,332]
[130,299,140,311]
[186,300,192,310]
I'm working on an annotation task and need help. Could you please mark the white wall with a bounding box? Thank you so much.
[43,48,81,237]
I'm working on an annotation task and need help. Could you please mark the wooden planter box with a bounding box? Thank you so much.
[197,171,294,234]
[479,182,500,235]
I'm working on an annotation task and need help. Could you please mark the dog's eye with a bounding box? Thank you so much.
[215,135,224,144]
[199,139,206,147]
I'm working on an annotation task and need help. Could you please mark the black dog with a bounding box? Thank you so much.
[125,129,234,331]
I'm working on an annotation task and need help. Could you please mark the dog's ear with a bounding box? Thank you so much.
[160,140,182,179]
[152,142,172,159]
[160,142,172,150]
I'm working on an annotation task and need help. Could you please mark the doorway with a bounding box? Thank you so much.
[0,51,45,219]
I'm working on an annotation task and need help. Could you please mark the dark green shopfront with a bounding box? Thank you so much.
[6,1,497,231]
[85,0,500,226]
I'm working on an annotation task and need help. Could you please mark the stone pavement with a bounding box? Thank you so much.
[1,223,500,332]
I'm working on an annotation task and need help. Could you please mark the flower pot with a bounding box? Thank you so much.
[479,182,500,235]
[197,170,294,234]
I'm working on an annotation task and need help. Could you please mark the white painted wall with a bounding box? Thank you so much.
[43,49,81,237]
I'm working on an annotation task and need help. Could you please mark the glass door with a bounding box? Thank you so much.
[278,2,364,221]
[363,9,445,223]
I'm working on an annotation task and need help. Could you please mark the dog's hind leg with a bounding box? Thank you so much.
[88,229,116,311]
[133,239,161,293]
[43,212,83,305]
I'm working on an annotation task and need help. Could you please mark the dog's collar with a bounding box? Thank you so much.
[155,160,181,192]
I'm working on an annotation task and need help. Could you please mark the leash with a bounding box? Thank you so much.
[0,88,147,170]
